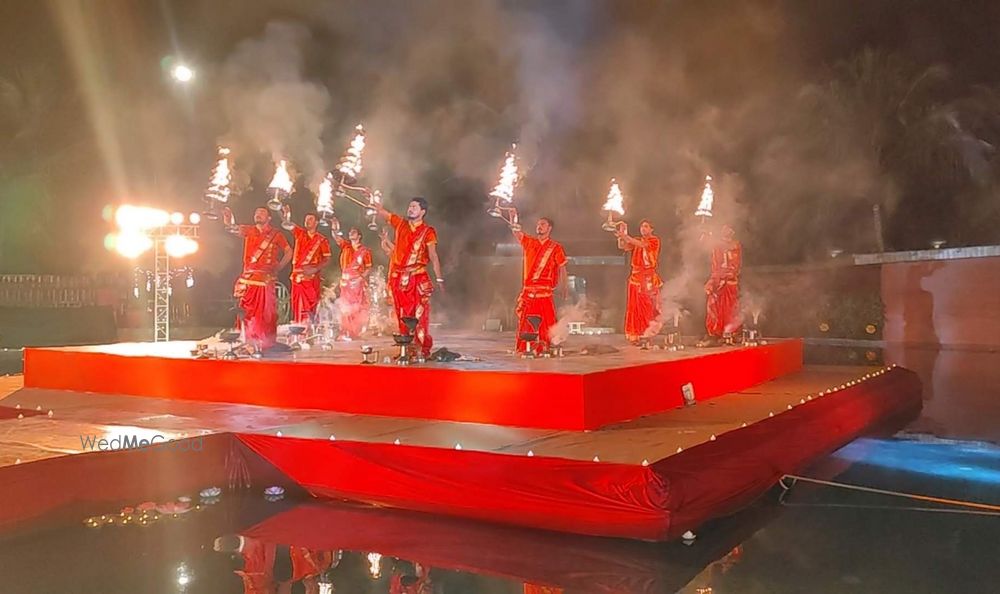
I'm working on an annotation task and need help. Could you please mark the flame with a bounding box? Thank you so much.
[316,173,335,215]
[366,552,382,579]
[337,124,366,179]
[489,144,518,203]
[367,189,382,215]
[695,174,714,217]
[206,146,232,204]
[602,178,625,215]
[268,160,294,194]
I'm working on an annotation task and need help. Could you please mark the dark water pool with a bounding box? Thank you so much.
[1,435,997,594]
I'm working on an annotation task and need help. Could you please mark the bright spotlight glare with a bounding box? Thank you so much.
[165,235,198,258]
[188,212,201,225]
[115,232,153,258]
[171,64,195,83]
[115,205,169,231]
[170,212,184,225]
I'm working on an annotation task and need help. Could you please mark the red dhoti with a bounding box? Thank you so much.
[515,288,557,354]
[624,273,662,342]
[235,275,278,349]
[338,276,370,338]
[705,280,741,337]
[390,268,433,356]
[235,536,278,594]
[290,275,322,323]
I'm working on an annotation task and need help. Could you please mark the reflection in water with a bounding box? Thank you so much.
[199,499,780,594]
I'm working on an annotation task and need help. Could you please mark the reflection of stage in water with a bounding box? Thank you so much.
[232,499,779,594]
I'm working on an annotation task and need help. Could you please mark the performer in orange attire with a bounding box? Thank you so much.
[511,215,567,355]
[332,226,373,340]
[285,547,336,594]
[288,211,332,326]
[214,535,278,594]
[615,219,663,344]
[227,207,292,351]
[703,224,742,342]
[374,197,444,358]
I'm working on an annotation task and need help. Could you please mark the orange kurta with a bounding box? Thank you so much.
[705,240,742,337]
[235,225,289,349]
[516,235,567,353]
[335,237,373,338]
[623,235,663,341]
[388,214,438,355]
[234,536,278,594]
[290,228,331,323]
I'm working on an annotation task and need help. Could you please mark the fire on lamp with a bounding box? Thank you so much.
[486,144,520,230]
[203,146,233,220]
[315,173,336,228]
[332,124,380,221]
[695,175,714,220]
[601,178,625,232]
[338,124,365,183]
[266,160,294,211]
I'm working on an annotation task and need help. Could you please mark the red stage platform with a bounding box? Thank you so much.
[0,367,921,541]
[22,333,803,430]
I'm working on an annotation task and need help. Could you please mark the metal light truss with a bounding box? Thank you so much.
[150,224,199,342]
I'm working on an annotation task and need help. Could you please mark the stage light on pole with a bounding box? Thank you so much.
[188,212,201,225]
[165,234,198,258]
[171,63,195,83]
[115,232,154,259]
[170,211,185,225]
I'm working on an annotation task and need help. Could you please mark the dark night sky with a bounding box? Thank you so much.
[2,0,1000,275]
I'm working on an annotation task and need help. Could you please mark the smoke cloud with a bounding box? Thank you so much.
[219,21,331,187]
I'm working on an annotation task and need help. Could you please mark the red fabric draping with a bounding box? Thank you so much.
[236,434,670,540]
[236,369,920,541]
[651,368,922,538]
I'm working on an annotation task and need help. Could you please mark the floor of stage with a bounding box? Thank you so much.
[0,364,877,468]
[56,330,754,373]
